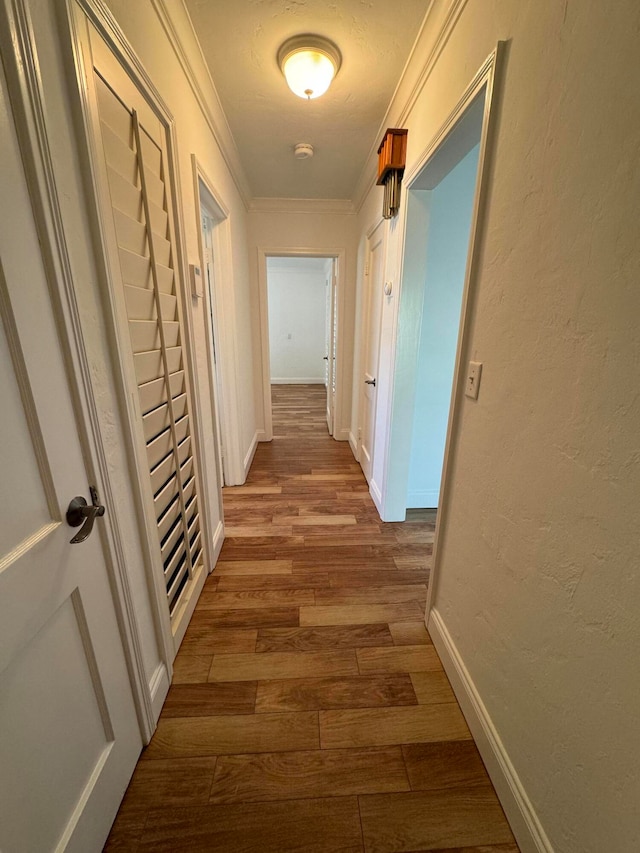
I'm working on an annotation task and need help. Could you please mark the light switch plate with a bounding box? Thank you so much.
[189,263,203,298]
[465,361,482,400]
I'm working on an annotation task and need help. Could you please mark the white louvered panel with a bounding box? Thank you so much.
[146,426,172,470]
[95,75,132,144]
[177,435,191,466]
[151,230,171,268]
[113,209,146,256]
[161,516,183,561]
[134,347,180,385]
[157,496,181,543]
[119,247,152,290]
[154,473,178,518]
[179,456,193,485]
[143,402,170,444]
[106,166,142,221]
[149,451,175,496]
[148,199,167,235]
[190,530,202,565]
[156,263,173,294]
[171,392,187,422]
[144,168,164,209]
[163,540,186,582]
[181,476,195,507]
[129,320,179,353]
[124,285,176,321]
[167,370,184,401]
[138,375,166,415]
[187,511,199,539]
[167,561,189,611]
[100,121,137,185]
[139,129,162,178]
[174,415,189,445]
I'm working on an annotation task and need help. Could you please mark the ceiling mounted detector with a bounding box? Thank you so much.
[294,143,314,160]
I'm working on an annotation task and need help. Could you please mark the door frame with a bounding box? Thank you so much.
[257,247,345,440]
[192,156,244,486]
[0,0,155,738]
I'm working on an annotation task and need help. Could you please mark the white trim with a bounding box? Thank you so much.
[369,479,383,515]
[353,0,470,212]
[334,427,350,443]
[271,377,326,384]
[348,430,359,459]
[257,247,347,443]
[428,608,554,853]
[149,662,170,724]
[210,518,225,565]
[407,489,439,507]
[243,431,260,478]
[249,197,356,215]
[149,0,251,207]
[192,156,245,485]
[0,0,156,740]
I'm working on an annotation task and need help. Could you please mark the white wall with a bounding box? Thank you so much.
[248,204,358,440]
[267,258,328,383]
[352,1,640,850]
[408,144,479,507]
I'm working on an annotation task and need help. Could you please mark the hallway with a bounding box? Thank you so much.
[106,385,517,852]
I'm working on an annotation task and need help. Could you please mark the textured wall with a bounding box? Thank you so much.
[356,0,640,850]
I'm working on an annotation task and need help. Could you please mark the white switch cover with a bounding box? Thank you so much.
[465,361,482,400]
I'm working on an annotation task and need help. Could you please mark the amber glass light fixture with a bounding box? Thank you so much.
[278,35,341,100]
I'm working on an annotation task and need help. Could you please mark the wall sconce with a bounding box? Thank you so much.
[278,35,341,100]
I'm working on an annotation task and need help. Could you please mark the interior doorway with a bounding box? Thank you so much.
[383,88,486,521]
[260,252,339,439]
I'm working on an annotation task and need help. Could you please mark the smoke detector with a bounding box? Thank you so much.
[294,143,314,160]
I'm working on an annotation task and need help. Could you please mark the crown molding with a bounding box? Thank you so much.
[150,0,252,208]
[248,197,356,215]
[352,0,470,213]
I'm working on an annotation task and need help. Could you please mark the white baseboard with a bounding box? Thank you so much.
[256,429,268,442]
[348,431,359,460]
[270,377,325,384]
[243,430,259,477]
[407,488,440,508]
[334,427,350,442]
[427,607,553,853]
[369,478,383,516]
[148,661,170,731]
[210,519,224,566]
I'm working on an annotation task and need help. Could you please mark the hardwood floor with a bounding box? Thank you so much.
[105,384,518,852]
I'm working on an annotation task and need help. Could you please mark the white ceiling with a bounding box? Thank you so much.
[184,0,432,200]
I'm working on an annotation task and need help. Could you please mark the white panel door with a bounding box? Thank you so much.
[325,261,336,435]
[360,223,385,483]
[0,63,140,853]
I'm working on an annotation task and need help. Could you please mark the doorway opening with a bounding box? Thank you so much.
[383,86,487,522]
[259,252,340,440]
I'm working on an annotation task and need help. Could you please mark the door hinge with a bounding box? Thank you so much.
[357,427,362,440]
[364,263,369,276]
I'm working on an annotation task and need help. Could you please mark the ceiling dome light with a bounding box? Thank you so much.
[278,35,341,100]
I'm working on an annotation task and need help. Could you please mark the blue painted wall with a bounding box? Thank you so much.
[407,144,480,507]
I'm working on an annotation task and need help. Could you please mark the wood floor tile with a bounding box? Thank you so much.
[389,621,432,645]
[274,514,358,526]
[358,788,515,852]
[410,672,456,705]
[320,704,471,748]
[213,559,293,575]
[300,603,425,626]
[402,741,491,791]
[255,674,418,712]
[222,485,282,495]
[314,584,427,606]
[171,655,212,683]
[180,626,257,655]
[210,746,409,803]
[394,556,432,571]
[256,624,394,652]
[357,645,442,674]
[138,797,363,852]
[217,572,329,591]
[124,757,217,806]
[208,649,359,682]
[144,711,319,758]
[162,682,257,717]
[328,570,430,588]
[196,588,315,609]
[188,607,299,628]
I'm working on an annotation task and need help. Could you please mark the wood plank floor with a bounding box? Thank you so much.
[105,384,518,852]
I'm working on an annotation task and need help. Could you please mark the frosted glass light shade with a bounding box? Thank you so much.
[278,36,341,100]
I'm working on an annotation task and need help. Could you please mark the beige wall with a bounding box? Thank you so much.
[354,1,640,850]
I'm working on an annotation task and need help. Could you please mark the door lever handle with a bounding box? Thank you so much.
[364,378,376,387]
[66,486,106,544]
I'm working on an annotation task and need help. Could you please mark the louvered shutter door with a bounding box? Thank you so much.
[94,74,204,617]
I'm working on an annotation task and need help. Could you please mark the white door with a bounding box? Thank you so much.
[360,223,385,483]
[202,218,226,484]
[324,262,336,434]
[0,63,140,853]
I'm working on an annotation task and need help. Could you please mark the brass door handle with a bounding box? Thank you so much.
[66,486,105,544]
